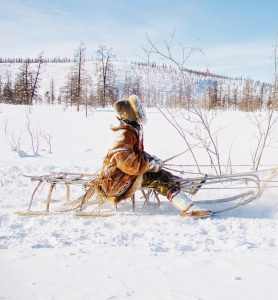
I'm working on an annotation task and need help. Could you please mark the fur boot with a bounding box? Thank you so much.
[167,187,212,218]
[167,187,194,212]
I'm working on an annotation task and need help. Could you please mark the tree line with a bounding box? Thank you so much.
[0,44,141,110]
[0,43,275,112]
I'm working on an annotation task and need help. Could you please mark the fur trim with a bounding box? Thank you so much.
[113,95,147,125]
[128,95,147,125]
[114,100,137,123]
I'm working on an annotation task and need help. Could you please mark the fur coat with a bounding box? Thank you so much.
[97,120,150,204]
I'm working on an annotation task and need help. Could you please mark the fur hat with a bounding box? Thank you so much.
[113,95,147,125]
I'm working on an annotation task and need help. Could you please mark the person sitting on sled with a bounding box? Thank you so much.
[72,95,211,218]
[88,94,212,218]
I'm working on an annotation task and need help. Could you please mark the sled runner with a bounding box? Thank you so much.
[178,173,261,215]
[15,170,263,218]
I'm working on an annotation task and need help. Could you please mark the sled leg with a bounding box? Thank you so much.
[141,189,147,202]
[153,191,161,204]
[141,189,160,207]
[144,189,151,211]
[131,194,135,211]
[46,183,56,212]
[28,180,43,211]
[66,184,70,201]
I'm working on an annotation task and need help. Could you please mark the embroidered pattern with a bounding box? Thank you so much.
[115,180,132,196]
[167,186,181,201]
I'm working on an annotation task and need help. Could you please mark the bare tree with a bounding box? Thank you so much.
[74,43,86,111]
[121,75,142,100]
[144,30,204,109]
[60,69,76,107]
[45,78,56,105]
[143,31,223,174]
[31,53,44,105]
[251,33,278,171]
[40,129,53,153]
[96,45,118,107]
[26,112,40,154]
[135,44,155,107]
[9,132,24,152]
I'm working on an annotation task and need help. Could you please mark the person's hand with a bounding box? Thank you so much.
[148,156,163,172]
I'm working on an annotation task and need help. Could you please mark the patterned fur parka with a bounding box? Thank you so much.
[98,119,150,204]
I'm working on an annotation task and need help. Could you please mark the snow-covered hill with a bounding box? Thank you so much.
[0,60,272,109]
[0,103,278,299]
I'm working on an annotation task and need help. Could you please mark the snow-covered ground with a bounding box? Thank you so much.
[1,103,278,300]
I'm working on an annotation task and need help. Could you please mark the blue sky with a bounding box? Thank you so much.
[1,0,278,82]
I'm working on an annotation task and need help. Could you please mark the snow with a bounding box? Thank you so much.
[1,103,278,300]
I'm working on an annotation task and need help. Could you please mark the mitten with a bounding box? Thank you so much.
[148,156,163,172]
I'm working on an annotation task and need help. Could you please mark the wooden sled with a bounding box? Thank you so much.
[15,172,161,216]
[15,171,262,217]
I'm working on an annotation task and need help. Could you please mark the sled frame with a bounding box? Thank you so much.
[15,171,261,216]
[16,172,161,215]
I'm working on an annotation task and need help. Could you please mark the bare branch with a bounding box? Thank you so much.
[25,112,40,154]
[40,129,53,153]
[9,131,23,152]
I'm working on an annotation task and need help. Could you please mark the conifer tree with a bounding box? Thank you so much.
[13,58,33,105]
[13,54,43,105]
[1,72,14,103]
[61,43,86,110]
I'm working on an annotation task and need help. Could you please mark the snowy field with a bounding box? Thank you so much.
[1,103,278,300]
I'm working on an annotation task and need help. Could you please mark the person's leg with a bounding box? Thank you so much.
[166,186,194,212]
[142,169,180,196]
[142,169,212,217]
[167,185,212,218]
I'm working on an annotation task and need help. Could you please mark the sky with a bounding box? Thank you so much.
[1,0,278,83]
